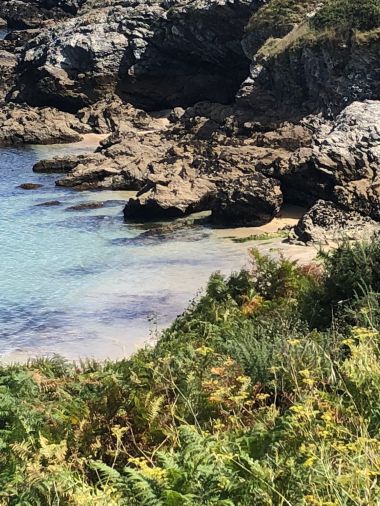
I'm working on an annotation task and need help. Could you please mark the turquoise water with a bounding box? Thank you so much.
[0,142,250,361]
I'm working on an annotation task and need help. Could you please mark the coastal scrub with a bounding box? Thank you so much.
[1,240,380,503]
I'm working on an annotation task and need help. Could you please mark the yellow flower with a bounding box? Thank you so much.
[195,345,214,356]
[303,456,316,467]
[352,326,378,341]
[287,338,301,347]
[256,393,270,401]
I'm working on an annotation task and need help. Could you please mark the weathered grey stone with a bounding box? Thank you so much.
[290,200,380,244]
[211,173,283,226]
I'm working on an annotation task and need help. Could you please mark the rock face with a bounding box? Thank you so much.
[0,0,83,28]
[15,0,254,111]
[239,24,380,121]
[0,48,17,100]
[0,103,87,145]
[311,101,380,221]
[291,200,380,244]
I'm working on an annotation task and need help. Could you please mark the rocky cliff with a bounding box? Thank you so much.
[1,0,380,242]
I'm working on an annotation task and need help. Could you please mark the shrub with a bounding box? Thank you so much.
[2,240,380,503]
[311,0,380,32]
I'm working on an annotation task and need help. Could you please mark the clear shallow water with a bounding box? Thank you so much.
[0,142,250,361]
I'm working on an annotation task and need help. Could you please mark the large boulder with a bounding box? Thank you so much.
[124,171,216,220]
[123,148,217,220]
[211,173,283,226]
[290,200,380,244]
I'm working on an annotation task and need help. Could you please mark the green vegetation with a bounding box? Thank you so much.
[246,0,321,34]
[311,0,380,32]
[229,230,289,243]
[247,0,380,60]
[2,240,380,504]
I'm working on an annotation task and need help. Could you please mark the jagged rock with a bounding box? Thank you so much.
[0,103,89,145]
[77,95,165,134]
[211,173,283,226]
[312,101,380,220]
[56,126,168,190]
[290,200,380,244]
[0,0,83,28]
[4,28,42,48]
[124,167,216,220]
[15,0,254,111]
[122,133,287,224]
[0,49,17,100]
[33,154,87,173]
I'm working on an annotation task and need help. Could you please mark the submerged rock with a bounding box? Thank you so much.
[66,202,105,211]
[19,183,43,190]
[35,200,62,206]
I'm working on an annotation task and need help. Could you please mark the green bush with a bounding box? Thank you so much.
[311,0,380,32]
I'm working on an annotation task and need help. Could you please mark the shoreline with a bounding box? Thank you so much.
[0,203,318,366]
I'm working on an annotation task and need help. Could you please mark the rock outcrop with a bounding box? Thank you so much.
[291,200,380,244]
[0,103,88,145]
[1,0,380,236]
[311,101,380,221]
[33,154,88,173]
[0,0,83,28]
[0,48,17,100]
[15,0,254,111]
